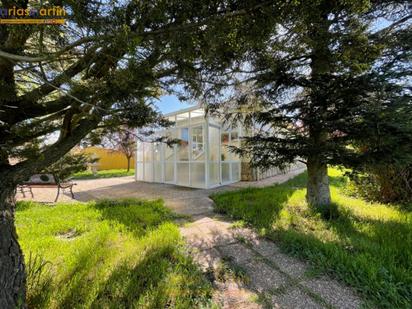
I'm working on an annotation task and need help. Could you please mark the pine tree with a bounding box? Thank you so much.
[209,0,411,211]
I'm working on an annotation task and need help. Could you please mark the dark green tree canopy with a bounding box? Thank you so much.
[0,0,275,184]
[207,0,412,207]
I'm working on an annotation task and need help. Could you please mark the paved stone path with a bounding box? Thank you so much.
[17,168,363,308]
[181,216,362,309]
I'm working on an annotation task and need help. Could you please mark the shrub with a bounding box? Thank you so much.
[347,164,412,208]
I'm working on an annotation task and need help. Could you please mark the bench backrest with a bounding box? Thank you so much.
[24,174,57,185]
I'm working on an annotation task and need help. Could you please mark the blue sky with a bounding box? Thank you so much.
[153,95,194,114]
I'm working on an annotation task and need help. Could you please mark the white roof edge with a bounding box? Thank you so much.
[163,104,203,117]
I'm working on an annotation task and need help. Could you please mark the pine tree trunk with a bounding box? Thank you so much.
[0,185,26,308]
[306,157,331,208]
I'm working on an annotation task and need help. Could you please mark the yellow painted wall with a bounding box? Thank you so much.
[82,147,135,170]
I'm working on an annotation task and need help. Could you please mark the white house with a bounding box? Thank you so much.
[135,105,295,189]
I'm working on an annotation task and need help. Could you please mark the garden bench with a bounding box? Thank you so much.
[17,173,76,202]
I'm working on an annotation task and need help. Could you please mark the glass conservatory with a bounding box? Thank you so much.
[135,106,242,188]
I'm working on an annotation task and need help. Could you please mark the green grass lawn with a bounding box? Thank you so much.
[211,168,412,308]
[73,169,134,179]
[16,199,213,308]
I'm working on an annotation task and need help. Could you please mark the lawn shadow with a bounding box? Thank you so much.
[322,205,412,261]
[26,252,54,308]
[89,224,212,308]
[89,243,172,308]
[56,231,112,308]
[15,201,34,212]
[293,195,412,307]
[90,198,176,237]
[211,179,302,231]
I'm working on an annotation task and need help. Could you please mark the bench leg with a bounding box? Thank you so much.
[55,186,60,202]
[29,187,34,198]
[70,186,75,199]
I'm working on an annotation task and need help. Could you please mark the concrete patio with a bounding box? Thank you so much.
[16,167,305,217]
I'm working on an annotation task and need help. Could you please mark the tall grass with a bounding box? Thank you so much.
[211,168,412,308]
[16,199,213,308]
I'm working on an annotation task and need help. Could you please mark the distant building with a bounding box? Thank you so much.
[81,146,135,170]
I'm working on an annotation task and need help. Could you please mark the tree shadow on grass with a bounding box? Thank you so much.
[321,205,412,266]
[90,247,171,308]
[90,198,176,237]
[46,224,212,308]
[296,199,412,307]
[90,247,184,308]
[211,183,299,231]
[56,231,113,308]
[210,170,411,307]
[89,226,212,308]
[328,173,349,189]
[273,213,412,307]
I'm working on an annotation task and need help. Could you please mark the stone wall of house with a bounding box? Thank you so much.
[241,162,257,181]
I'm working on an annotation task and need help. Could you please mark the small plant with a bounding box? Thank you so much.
[230,220,246,229]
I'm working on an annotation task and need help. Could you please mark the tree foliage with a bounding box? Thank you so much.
[0,1,275,306]
[207,0,412,209]
[1,1,272,185]
[43,152,96,182]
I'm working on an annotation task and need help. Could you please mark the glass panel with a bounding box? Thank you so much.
[136,162,144,180]
[136,143,144,162]
[177,127,189,161]
[191,163,205,188]
[144,163,153,182]
[191,126,204,161]
[176,163,189,186]
[154,162,162,182]
[164,162,174,182]
[190,109,205,125]
[190,109,204,117]
[168,115,176,124]
[153,143,161,162]
[221,132,230,161]
[230,130,240,161]
[231,162,240,181]
[209,126,220,161]
[164,145,174,161]
[176,112,189,126]
[222,162,231,183]
[209,163,220,186]
[143,143,152,162]
[164,129,176,161]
